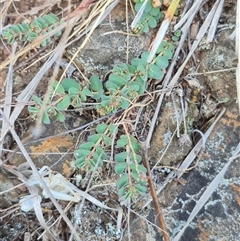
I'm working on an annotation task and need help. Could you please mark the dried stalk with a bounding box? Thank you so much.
[140,142,169,241]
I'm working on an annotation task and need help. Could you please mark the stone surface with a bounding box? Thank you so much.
[123,102,240,241]
[8,113,87,178]
[65,3,152,78]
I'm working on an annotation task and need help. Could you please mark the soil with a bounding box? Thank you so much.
[0,0,239,241]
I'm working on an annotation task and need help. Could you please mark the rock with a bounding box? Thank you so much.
[8,113,88,178]
[123,102,240,241]
[65,3,152,78]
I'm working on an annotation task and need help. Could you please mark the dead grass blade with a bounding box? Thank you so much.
[0,109,83,241]
[172,142,240,241]
[167,0,221,90]
[174,108,226,178]
[174,0,204,30]
[145,0,204,147]
[206,0,224,42]
[236,0,240,112]
[0,42,16,157]
[147,0,180,63]
[131,0,148,30]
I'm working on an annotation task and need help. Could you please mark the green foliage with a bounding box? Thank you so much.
[172,29,182,41]
[74,123,117,170]
[133,0,163,34]
[27,39,173,199]
[1,14,63,46]
[115,134,147,199]
[25,1,176,201]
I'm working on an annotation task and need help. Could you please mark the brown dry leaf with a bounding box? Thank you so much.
[163,0,170,7]
[152,0,162,8]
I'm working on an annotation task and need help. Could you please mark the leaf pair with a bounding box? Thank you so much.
[74,123,118,170]
[114,135,147,200]
[1,14,62,46]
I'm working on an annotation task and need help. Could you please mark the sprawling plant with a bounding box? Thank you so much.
[2,14,63,46]
[2,1,175,200]
[27,40,173,199]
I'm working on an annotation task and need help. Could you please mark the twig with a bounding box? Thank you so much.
[140,141,169,241]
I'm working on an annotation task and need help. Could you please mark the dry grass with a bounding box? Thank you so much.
[0,0,239,240]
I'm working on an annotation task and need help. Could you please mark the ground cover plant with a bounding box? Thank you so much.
[0,0,239,241]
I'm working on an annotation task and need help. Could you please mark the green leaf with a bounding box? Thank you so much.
[101,99,111,107]
[118,186,127,196]
[55,109,65,122]
[163,49,173,59]
[116,135,128,148]
[130,153,142,163]
[96,146,107,159]
[32,95,43,105]
[116,174,128,189]
[68,87,79,97]
[43,14,58,24]
[135,77,147,94]
[120,98,130,109]
[144,0,153,12]
[76,156,87,168]
[42,111,50,124]
[142,22,149,33]
[108,124,118,135]
[82,86,93,97]
[41,39,47,47]
[129,83,140,91]
[8,35,15,44]
[92,89,104,100]
[75,149,90,159]
[79,91,86,102]
[87,134,102,143]
[28,106,39,114]
[140,51,150,61]
[96,123,107,134]
[102,134,112,146]
[149,6,160,16]
[131,58,147,68]
[30,21,42,33]
[53,81,65,94]
[62,78,79,91]
[109,74,127,87]
[115,152,127,163]
[115,162,128,174]
[77,142,95,151]
[90,75,103,91]
[127,64,136,74]
[147,63,163,79]
[57,95,70,110]
[130,163,147,173]
[136,65,148,81]
[148,16,157,28]
[131,173,147,185]
[19,23,29,32]
[135,184,147,195]
[129,136,140,152]
[105,81,119,91]
[27,31,38,41]
[54,30,62,37]
[11,25,21,33]
[155,55,169,69]
[37,17,49,28]
[174,29,182,37]
[135,2,144,11]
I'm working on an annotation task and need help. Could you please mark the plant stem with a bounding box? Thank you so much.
[140,141,170,241]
